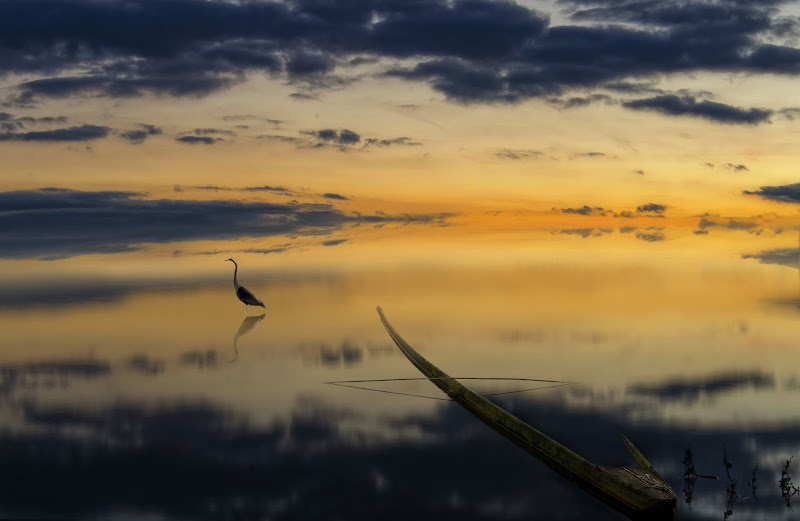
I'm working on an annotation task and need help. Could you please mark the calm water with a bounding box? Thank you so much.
[2,223,800,520]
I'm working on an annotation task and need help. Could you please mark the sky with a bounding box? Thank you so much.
[4,0,800,263]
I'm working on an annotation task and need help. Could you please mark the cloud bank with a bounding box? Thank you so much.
[1,0,799,123]
[0,188,449,259]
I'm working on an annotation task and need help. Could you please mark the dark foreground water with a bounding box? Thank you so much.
[2,229,800,521]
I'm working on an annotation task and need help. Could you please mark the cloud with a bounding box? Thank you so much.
[635,230,665,242]
[622,95,772,124]
[2,0,798,128]
[636,203,666,214]
[724,162,750,172]
[0,123,110,142]
[742,248,799,269]
[555,227,613,238]
[743,182,800,203]
[363,137,422,148]
[267,128,420,151]
[286,51,336,77]
[323,193,349,201]
[242,185,290,193]
[496,149,542,160]
[778,107,800,120]
[302,128,361,147]
[175,135,222,145]
[549,94,615,109]
[570,152,608,159]
[120,123,162,144]
[627,371,775,404]
[0,187,450,259]
[555,205,611,216]
[698,216,760,231]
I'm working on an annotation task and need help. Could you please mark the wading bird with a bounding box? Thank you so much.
[225,258,265,314]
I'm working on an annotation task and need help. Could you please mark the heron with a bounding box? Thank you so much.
[225,258,265,314]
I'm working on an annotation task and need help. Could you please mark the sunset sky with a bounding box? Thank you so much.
[4,0,800,263]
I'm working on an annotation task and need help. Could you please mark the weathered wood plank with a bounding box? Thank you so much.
[377,306,676,521]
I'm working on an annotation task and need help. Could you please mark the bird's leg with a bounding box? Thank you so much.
[244,304,249,316]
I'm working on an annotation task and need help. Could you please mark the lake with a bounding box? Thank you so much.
[2,218,800,521]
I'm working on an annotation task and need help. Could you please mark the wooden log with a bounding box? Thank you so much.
[377,306,676,521]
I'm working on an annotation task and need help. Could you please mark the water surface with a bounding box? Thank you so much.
[2,224,800,520]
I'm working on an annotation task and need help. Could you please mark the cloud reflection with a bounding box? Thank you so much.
[3,391,800,520]
[0,188,452,259]
[627,372,775,404]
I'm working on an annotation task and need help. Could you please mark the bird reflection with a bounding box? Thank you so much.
[230,313,266,363]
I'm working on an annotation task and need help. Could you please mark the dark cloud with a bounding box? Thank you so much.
[725,162,750,172]
[242,185,290,193]
[623,95,772,124]
[175,135,222,145]
[271,129,421,150]
[698,216,760,231]
[743,182,800,203]
[286,51,336,77]
[302,128,361,147]
[742,247,799,269]
[174,128,233,145]
[636,203,666,214]
[0,112,68,130]
[0,0,797,134]
[323,193,349,201]
[555,205,610,216]
[188,128,235,136]
[555,227,614,238]
[1,0,795,124]
[0,123,110,142]
[635,230,665,242]
[120,123,162,144]
[0,188,450,259]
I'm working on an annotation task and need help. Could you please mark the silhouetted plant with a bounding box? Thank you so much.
[746,465,758,502]
[682,446,697,508]
[723,444,739,520]
[779,457,800,510]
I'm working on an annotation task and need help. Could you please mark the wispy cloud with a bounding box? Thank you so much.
[0,124,110,142]
[496,149,542,160]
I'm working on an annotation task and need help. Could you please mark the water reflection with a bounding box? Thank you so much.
[230,313,266,362]
[3,227,800,519]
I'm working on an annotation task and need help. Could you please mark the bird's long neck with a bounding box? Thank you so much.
[231,261,241,288]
